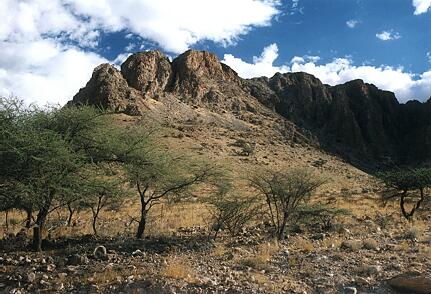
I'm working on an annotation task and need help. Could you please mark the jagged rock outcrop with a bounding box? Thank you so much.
[72,50,262,115]
[70,49,431,169]
[121,51,172,99]
[243,74,404,165]
[170,50,257,112]
[244,73,431,167]
[70,63,143,115]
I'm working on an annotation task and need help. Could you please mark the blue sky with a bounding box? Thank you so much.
[1,0,430,105]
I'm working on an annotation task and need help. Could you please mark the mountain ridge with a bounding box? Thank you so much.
[70,49,431,170]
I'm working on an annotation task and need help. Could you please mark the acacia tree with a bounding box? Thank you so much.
[0,99,83,250]
[0,98,139,250]
[125,152,226,239]
[209,193,261,239]
[377,168,431,220]
[250,167,325,240]
[77,172,123,235]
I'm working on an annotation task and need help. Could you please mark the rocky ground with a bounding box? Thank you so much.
[1,199,431,294]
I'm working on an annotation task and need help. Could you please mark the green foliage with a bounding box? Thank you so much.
[377,168,431,191]
[0,97,151,249]
[0,98,81,211]
[232,139,254,156]
[376,167,431,220]
[291,204,350,232]
[250,167,326,240]
[209,194,261,238]
[126,148,229,238]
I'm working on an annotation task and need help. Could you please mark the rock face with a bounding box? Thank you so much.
[399,99,431,164]
[70,49,431,169]
[121,51,172,98]
[244,74,404,167]
[170,50,256,112]
[70,64,143,115]
[388,272,431,294]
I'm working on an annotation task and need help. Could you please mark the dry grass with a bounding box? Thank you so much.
[83,265,124,287]
[162,256,197,283]
[287,255,301,268]
[405,226,421,240]
[395,241,411,252]
[250,272,269,284]
[256,241,280,262]
[293,237,314,253]
[321,236,341,249]
[146,202,210,236]
[238,241,279,270]
[363,238,379,250]
[210,243,227,257]
[1,199,211,242]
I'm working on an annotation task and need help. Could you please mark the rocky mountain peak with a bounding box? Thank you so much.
[70,49,431,169]
[170,50,242,102]
[172,50,228,80]
[70,63,142,114]
[121,50,173,98]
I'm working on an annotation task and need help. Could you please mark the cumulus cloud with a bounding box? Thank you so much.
[376,30,401,41]
[222,43,289,78]
[0,40,107,105]
[64,0,281,53]
[0,0,280,105]
[346,19,360,28]
[412,0,431,14]
[222,44,431,102]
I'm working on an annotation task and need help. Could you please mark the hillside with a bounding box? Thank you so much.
[70,50,431,170]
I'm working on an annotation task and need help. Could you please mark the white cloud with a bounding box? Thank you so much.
[346,19,360,29]
[0,40,107,105]
[222,44,431,102]
[64,0,281,53]
[413,0,431,14]
[222,43,289,78]
[113,53,132,67]
[125,43,136,52]
[376,30,401,41]
[0,0,280,105]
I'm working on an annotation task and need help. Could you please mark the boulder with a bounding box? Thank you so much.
[388,272,431,294]
[67,254,89,266]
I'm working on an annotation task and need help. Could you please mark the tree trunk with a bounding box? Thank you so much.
[400,189,424,220]
[33,206,49,251]
[278,214,289,240]
[136,209,147,239]
[67,204,74,227]
[5,210,9,231]
[25,208,32,228]
[92,216,98,236]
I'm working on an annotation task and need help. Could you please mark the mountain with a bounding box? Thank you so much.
[70,50,431,170]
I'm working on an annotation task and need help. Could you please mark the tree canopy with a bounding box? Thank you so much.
[377,167,431,220]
